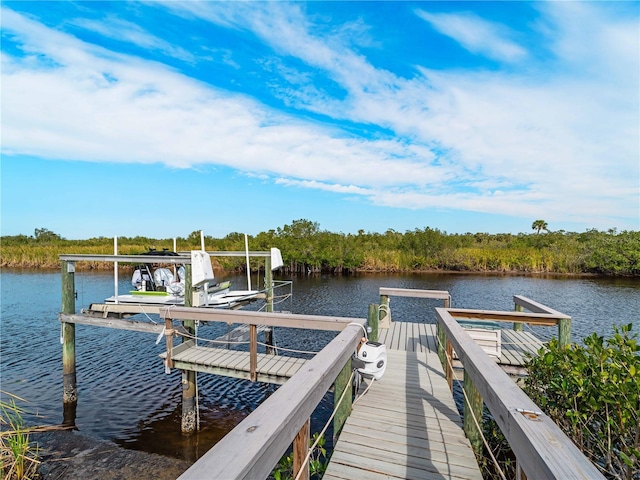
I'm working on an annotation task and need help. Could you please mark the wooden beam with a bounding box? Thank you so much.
[435,308,604,480]
[59,313,166,334]
[161,307,365,332]
[86,303,164,316]
[59,254,191,264]
[446,308,563,326]
[379,287,450,300]
[513,295,569,317]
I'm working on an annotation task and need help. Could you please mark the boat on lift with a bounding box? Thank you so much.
[104,247,284,309]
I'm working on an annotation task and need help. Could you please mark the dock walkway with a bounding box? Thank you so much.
[324,322,483,480]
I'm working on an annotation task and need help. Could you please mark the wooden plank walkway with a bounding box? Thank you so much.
[325,321,547,479]
[324,340,482,479]
[159,345,306,385]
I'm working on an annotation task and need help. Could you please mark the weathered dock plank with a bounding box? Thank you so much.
[324,348,482,480]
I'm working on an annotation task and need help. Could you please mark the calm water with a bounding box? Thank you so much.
[1,269,638,462]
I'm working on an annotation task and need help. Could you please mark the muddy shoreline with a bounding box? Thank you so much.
[34,430,191,480]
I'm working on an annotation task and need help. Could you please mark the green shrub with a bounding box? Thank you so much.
[523,325,639,479]
[272,432,328,480]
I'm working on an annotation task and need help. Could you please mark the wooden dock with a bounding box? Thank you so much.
[56,256,602,480]
[324,323,482,480]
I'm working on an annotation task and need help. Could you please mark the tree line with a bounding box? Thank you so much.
[1,220,639,276]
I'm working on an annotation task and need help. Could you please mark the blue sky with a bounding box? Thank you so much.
[1,1,638,240]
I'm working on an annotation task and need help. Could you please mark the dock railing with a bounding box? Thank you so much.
[160,307,366,480]
[435,306,605,479]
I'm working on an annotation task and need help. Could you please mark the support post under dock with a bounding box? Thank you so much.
[181,264,198,434]
[61,261,77,407]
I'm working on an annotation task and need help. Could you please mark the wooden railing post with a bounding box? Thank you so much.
[61,260,77,405]
[438,296,451,367]
[514,303,524,331]
[368,303,378,342]
[378,294,390,328]
[293,418,310,480]
[250,324,258,381]
[181,264,197,434]
[558,318,571,348]
[445,338,453,391]
[463,370,483,454]
[437,323,445,367]
[333,359,352,443]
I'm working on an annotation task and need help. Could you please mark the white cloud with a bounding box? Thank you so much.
[414,9,527,63]
[275,178,371,195]
[69,16,196,63]
[1,8,446,186]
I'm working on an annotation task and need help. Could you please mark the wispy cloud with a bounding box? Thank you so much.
[414,9,527,63]
[69,16,196,63]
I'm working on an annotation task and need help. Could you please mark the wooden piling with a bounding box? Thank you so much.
[514,303,524,331]
[558,317,571,348]
[293,418,310,480]
[368,304,378,343]
[463,370,483,454]
[61,260,77,404]
[333,359,352,444]
[181,264,197,434]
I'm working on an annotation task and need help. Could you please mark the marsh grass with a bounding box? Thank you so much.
[1,393,41,480]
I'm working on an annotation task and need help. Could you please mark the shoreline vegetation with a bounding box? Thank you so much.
[1,220,639,276]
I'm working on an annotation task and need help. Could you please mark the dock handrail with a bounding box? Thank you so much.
[175,321,364,480]
[378,287,451,328]
[435,307,605,479]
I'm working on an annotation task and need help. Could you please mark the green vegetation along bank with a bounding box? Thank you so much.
[1,221,639,276]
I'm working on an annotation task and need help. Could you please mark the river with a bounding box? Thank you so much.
[1,269,638,462]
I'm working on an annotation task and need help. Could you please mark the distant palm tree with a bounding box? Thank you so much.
[532,220,548,234]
